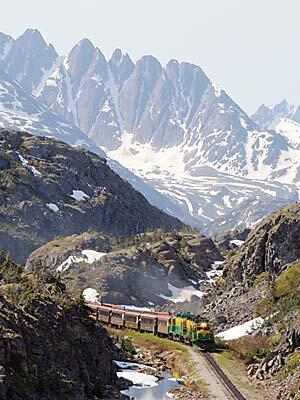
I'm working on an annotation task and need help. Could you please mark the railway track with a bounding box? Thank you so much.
[200,351,247,400]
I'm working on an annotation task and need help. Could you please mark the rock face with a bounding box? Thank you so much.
[216,227,251,253]
[223,203,300,285]
[203,203,300,330]
[0,295,118,400]
[0,252,127,400]
[248,327,300,400]
[1,28,299,232]
[0,129,184,263]
[26,231,223,306]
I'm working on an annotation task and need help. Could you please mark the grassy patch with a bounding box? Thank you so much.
[224,335,272,364]
[256,262,300,322]
[285,352,300,376]
[214,350,255,393]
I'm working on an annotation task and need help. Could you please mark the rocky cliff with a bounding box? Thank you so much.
[26,230,223,306]
[223,203,300,286]
[0,255,126,400]
[0,129,184,263]
[204,204,300,331]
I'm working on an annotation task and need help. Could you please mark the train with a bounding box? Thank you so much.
[88,302,214,346]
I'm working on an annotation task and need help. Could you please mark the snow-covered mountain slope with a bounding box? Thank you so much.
[0,67,98,152]
[252,100,300,149]
[1,29,299,233]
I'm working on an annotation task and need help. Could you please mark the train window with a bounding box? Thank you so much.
[126,315,137,323]
[141,318,154,324]
[158,320,167,325]
[112,312,122,318]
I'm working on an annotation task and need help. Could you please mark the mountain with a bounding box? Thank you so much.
[0,129,184,262]
[33,35,299,231]
[252,100,300,149]
[0,29,299,232]
[26,230,223,306]
[1,28,59,94]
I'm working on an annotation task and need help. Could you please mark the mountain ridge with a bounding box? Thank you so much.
[0,28,299,232]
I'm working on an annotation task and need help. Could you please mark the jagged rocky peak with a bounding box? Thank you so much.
[65,38,98,81]
[109,48,134,88]
[1,28,58,92]
[252,99,295,129]
[0,28,298,232]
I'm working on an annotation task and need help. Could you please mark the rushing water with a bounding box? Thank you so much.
[121,372,180,400]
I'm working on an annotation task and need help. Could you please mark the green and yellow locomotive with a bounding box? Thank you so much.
[169,312,214,345]
[89,303,214,346]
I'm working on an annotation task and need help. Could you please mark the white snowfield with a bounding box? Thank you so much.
[107,131,299,229]
[56,249,106,272]
[70,190,90,201]
[82,288,100,303]
[160,283,205,303]
[117,371,159,388]
[81,249,106,263]
[216,317,265,341]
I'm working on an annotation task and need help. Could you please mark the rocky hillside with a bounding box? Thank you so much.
[0,129,184,263]
[0,254,126,400]
[223,203,300,286]
[203,203,300,331]
[26,230,223,306]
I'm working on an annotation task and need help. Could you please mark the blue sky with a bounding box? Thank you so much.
[2,0,300,113]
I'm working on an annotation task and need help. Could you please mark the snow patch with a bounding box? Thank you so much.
[17,153,41,176]
[70,190,90,201]
[114,360,156,371]
[160,283,204,303]
[56,249,106,272]
[46,203,59,213]
[216,317,265,341]
[229,240,244,247]
[117,371,158,388]
[81,249,106,263]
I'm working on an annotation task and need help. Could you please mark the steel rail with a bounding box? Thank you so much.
[200,351,247,400]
